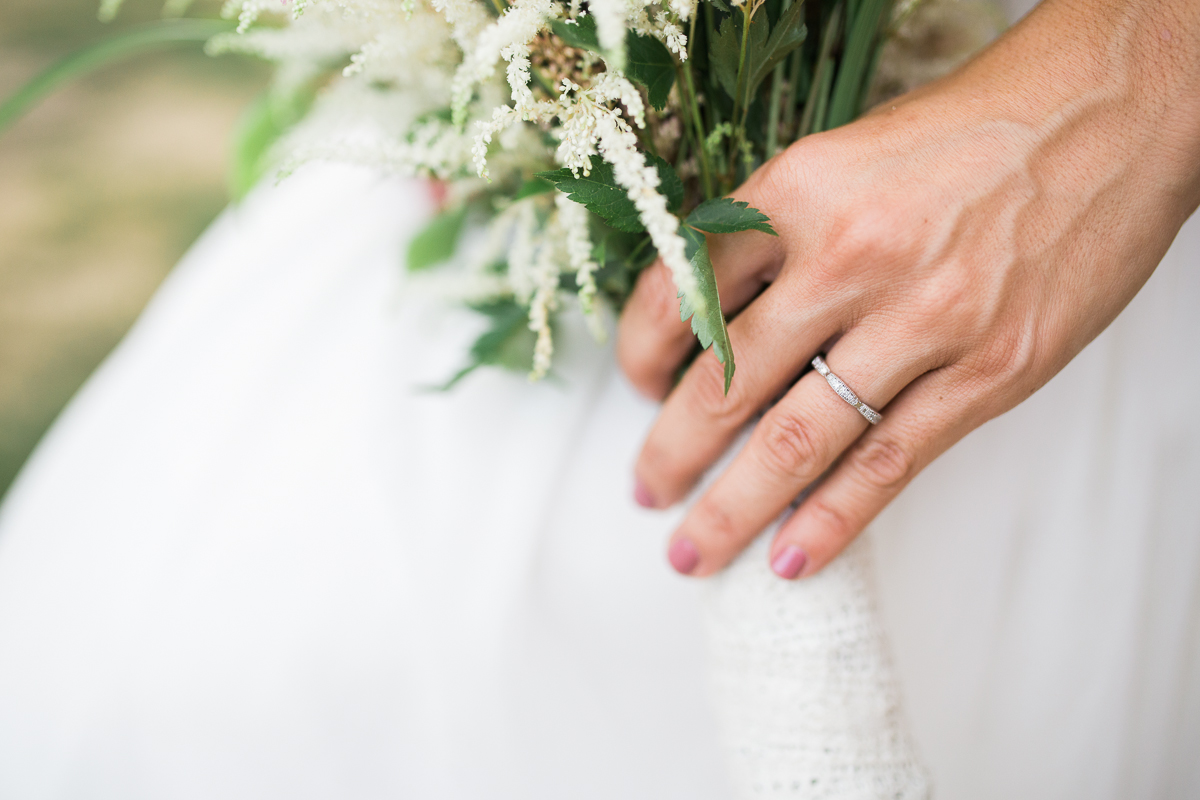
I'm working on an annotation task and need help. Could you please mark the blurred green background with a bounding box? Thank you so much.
[0,0,269,498]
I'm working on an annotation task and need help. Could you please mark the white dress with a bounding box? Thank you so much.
[2,4,1199,797]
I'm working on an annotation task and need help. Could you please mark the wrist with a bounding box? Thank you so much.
[966,0,1200,212]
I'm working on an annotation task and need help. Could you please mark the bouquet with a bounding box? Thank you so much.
[207,0,998,388]
[8,0,999,389]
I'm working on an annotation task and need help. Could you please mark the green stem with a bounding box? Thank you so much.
[780,47,804,141]
[0,19,235,136]
[826,0,888,129]
[797,1,842,138]
[809,57,834,134]
[856,0,892,114]
[764,0,794,158]
[679,62,715,198]
[728,1,755,180]
[627,233,654,265]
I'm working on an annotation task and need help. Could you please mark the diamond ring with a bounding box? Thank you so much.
[812,355,882,425]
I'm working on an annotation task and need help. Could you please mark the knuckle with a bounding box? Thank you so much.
[617,357,666,401]
[615,333,667,400]
[914,269,975,325]
[687,354,743,425]
[817,206,907,290]
[825,215,880,269]
[853,438,914,489]
[759,409,827,479]
[970,317,1040,389]
[690,496,741,549]
[804,497,855,543]
[643,265,685,331]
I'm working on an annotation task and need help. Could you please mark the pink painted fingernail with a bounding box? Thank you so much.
[668,538,700,575]
[771,545,808,580]
[634,479,656,509]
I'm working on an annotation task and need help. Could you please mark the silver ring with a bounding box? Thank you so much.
[812,355,882,425]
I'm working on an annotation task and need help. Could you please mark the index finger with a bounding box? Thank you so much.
[633,277,842,508]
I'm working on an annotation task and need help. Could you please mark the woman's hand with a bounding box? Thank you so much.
[618,0,1200,578]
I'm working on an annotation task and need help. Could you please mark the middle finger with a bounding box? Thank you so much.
[634,277,844,508]
[664,326,936,576]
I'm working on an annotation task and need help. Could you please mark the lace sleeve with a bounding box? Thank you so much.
[704,531,931,799]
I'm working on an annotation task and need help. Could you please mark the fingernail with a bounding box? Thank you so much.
[771,544,808,580]
[667,538,700,575]
[634,479,656,509]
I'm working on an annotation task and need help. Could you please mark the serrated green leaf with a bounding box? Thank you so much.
[710,15,742,99]
[678,227,736,393]
[549,15,600,51]
[625,32,675,110]
[744,0,807,102]
[654,155,685,214]
[536,155,683,232]
[436,298,538,390]
[686,197,777,235]
[536,160,643,232]
[711,3,806,111]
[406,204,468,271]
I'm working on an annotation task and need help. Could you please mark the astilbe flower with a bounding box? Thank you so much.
[215,0,701,380]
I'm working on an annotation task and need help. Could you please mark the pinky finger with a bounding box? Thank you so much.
[768,367,981,579]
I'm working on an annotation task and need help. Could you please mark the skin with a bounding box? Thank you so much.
[617,0,1200,579]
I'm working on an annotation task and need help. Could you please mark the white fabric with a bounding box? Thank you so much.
[1,155,1197,798]
[0,0,1198,786]
[0,167,730,800]
[707,536,929,798]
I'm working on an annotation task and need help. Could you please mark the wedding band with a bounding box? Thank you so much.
[812,355,883,425]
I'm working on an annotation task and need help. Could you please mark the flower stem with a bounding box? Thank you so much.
[798,1,842,138]
[729,1,754,180]
[679,61,715,198]
[765,0,794,158]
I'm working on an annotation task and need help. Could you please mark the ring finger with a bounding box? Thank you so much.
[664,324,939,577]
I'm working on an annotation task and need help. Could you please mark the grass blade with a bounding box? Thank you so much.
[0,19,235,137]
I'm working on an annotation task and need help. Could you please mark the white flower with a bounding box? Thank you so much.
[429,0,490,49]
[502,43,535,111]
[588,0,628,69]
[555,191,605,342]
[507,200,539,303]
[449,0,558,125]
[594,113,697,309]
[527,222,561,381]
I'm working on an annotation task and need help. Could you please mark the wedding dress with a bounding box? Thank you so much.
[1,1,1198,797]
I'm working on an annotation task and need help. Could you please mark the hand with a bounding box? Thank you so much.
[618,0,1200,578]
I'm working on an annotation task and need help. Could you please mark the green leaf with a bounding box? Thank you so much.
[744,0,807,102]
[654,155,685,214]
[709,14,743,100]
[550,15,600,52]
[686,197,777,235]
[827,0,889,129]
[230,78,319,200]
[436,299,540,390]
[678,227,736,393]
[625,32,675,110]
[536,155,684,232]
[537,160,642,232]
[406,205,469,271]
